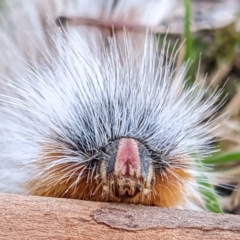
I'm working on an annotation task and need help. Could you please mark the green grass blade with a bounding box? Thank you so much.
[198,181,223,213]
[203,151,240,165]
[197,161,223,213]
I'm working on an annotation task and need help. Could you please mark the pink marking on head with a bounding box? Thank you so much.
[115,138,141,177]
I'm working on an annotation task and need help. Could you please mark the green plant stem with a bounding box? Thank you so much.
[184,0,193,62]
[183,0,196,85]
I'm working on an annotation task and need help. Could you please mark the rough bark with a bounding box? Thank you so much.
[0,193,240,239]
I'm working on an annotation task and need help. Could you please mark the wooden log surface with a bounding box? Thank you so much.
[0,193,240,239]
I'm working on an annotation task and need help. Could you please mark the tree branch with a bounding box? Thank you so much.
[0,193,240,239]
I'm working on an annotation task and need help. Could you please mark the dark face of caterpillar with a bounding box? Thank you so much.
[28,137,191,208]
[98,138,155,200]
